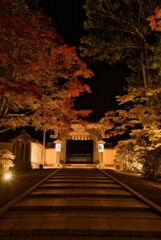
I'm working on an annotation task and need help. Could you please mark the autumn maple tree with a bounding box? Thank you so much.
[80,0,161,178]
[147,6,161,31]
[0,0,93,134]
[81,0,161,90]
[0,147,15,175]
[81,0,161,135]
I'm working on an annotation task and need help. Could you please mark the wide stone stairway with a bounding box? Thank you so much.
[0,168,161,239]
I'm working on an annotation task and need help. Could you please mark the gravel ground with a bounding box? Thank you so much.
[104,169,161,207]
[0,169,57,207]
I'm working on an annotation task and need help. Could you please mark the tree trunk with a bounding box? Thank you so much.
[141,48,148,91]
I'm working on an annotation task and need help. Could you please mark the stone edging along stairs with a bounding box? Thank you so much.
[0,167,161,239]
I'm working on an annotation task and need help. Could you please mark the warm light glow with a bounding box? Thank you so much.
[56,143,61,152]
[3,172,12,181]
[31,142,37,163]
[98,144,104,152]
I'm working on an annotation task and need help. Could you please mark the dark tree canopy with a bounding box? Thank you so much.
[80,0,161,89]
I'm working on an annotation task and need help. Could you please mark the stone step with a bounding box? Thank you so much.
[38,183,122,189]
[5,209,160,219]
[54,175,104,178]
[0,215,161,237]
[61,169,98,170]
[0,236,160,240]
[46,179,115,183]
[29,188,133,198]
[50,176,110,179]
[13,196,151,211]
[55,173,103,175]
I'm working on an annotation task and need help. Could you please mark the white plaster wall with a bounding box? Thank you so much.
[45,148,56,166]
[30,143,56,168]
[103,148,116,167]
[30,142,43,169]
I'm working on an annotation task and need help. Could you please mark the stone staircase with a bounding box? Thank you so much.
[0,168,161,239]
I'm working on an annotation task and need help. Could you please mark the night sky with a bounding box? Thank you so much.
[39,0,129,121]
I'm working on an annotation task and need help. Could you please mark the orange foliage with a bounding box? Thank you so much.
[147,6,161,31]
[0,0,93,132]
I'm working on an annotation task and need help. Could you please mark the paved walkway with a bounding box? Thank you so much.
[0,168,161,239]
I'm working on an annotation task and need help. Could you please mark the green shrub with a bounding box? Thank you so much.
[138,147,161,180]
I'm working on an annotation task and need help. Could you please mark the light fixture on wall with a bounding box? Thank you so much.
[54,140,62,152]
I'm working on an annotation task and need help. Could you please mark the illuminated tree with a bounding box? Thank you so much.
[94,1,161,137]
[89,1,161,178]
[0,0,93,133]
[147,6,161,31]
[81,0,161,90]
[114,139,143,172]
[0,148,15,175]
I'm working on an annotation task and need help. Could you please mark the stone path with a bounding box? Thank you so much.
[0,167,161,239]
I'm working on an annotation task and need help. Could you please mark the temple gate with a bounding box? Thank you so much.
[52,123,105,165]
